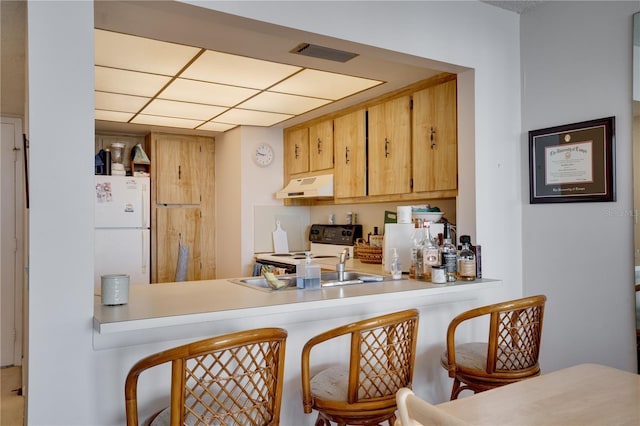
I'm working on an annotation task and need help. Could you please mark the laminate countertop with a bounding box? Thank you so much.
[94,271,499,335]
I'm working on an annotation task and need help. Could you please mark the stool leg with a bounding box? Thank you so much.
[450,378,462,400]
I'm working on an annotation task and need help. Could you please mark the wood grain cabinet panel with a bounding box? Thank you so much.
[309,120,334,171]
[334,109,367,199]
[368,96,412,196]
[154,134,203,205]
[284,127,309,175]
[155,207,201,283]
[412,79,457,193]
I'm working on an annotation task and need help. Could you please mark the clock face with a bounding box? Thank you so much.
[254,144,274,167]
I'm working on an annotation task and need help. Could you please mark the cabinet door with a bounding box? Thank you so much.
[155,207,201,283]
[309,120,334,171]
[412,80,457,192]
[334,109,367,198]
[155,135,202,205]
[284,127,309,175]
[368,96,411,196]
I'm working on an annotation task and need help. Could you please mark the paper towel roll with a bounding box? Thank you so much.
[397,206,412,224]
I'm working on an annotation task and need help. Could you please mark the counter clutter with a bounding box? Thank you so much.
[93,268,502,425]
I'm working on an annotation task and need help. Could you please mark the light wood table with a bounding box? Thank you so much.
[437,363,640,425]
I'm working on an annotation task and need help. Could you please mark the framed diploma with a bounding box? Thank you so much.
[529,116,615,204]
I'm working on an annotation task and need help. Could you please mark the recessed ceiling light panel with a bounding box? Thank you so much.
[159,78,259,107]
[95,110,135,123]
[95,66,171,97]
[131,114,204,129]
[214,109,293,126]
[95,91,149,113]
[198,122,238,132]
[95,29,200,75]
[182,50,301,89]
[270,69,382,100]
[239,92,331,115]
[142,99,228,120]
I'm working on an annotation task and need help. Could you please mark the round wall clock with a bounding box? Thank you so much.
[254,143,274,167]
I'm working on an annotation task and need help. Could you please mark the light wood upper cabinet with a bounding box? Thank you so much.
[334,109,367,199]
[368,95,412,196]
[153,134,204,205]
[284,127,309,175]
[412,79,457,193]
[309,120,334,171]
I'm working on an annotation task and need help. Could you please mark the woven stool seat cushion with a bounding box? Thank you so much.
[440,342,488,371]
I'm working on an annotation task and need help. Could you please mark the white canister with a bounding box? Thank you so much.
[397,206,412,224]
[101,274,130,305]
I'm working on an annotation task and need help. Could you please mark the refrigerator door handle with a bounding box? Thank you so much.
[141,229,148,274]
[141,182,148,229]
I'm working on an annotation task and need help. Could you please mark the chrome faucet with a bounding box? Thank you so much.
[336,248,350,282]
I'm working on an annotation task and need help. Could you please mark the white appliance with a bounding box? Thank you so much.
[276,174,334,199]
[94,176,150,287]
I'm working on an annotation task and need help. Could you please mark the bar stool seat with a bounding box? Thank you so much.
[301,309,420,426]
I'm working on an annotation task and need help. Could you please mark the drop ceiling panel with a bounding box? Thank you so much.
[198,122,237,132]
[181,50,302,89]
[158,78,259,106]
[95,29,200,75]
[239,92,331,115]
[95,66,171,97]
[270,69,383,100]
[131,114,204,129]
[95,91,149,113]
[214,109,293,126]
[142,99,228,120]
[95,110,135,122]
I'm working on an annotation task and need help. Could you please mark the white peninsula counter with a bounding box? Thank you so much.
[93,274,504,425]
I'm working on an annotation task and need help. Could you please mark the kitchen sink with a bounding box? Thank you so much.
[229,271,400,292]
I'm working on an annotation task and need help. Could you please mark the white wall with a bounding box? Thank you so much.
[521,1,638,372]
[24,1,637,424]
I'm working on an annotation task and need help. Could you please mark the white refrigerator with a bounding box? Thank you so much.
[94,176,150,287]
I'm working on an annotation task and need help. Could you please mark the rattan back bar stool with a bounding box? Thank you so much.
[440,295,546,400]
[301,309,419,426]
[125,327,287,426]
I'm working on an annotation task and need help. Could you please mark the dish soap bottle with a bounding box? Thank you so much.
[390,248,402,280]
[297,251,321,289]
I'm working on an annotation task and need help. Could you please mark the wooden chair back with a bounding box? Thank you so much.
[301,309,419,425]
[125,327,287,426]
[442,295,546,398]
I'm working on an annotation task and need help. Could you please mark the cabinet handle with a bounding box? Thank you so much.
[294,143,299,159]
[317,137,322,154]
[385,137,390,158]
[345,146,350,164]
[430,127,437,149]
[178,165,182,179]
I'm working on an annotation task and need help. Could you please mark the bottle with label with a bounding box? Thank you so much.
[297,252,321,289]
[422,222,440,281]
[456,235,476,281]
[414,221,425,280]
[440,223,457,282]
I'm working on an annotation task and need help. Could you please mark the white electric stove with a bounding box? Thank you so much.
[255,224,363,274]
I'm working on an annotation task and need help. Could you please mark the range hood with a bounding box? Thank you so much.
[276,174,334,199]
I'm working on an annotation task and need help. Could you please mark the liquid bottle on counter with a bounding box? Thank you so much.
[422,222,440,281]
[441,223,457,283]
[297,252,321,289]
[390,248,402,280]
[409,221,425,280]
[456,235,476,281]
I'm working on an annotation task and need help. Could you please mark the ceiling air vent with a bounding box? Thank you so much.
[290,43,358,63]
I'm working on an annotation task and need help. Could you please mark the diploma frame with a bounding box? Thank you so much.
[529,116,615,204]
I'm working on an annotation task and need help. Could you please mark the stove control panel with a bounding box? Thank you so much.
[308,224,363,245]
